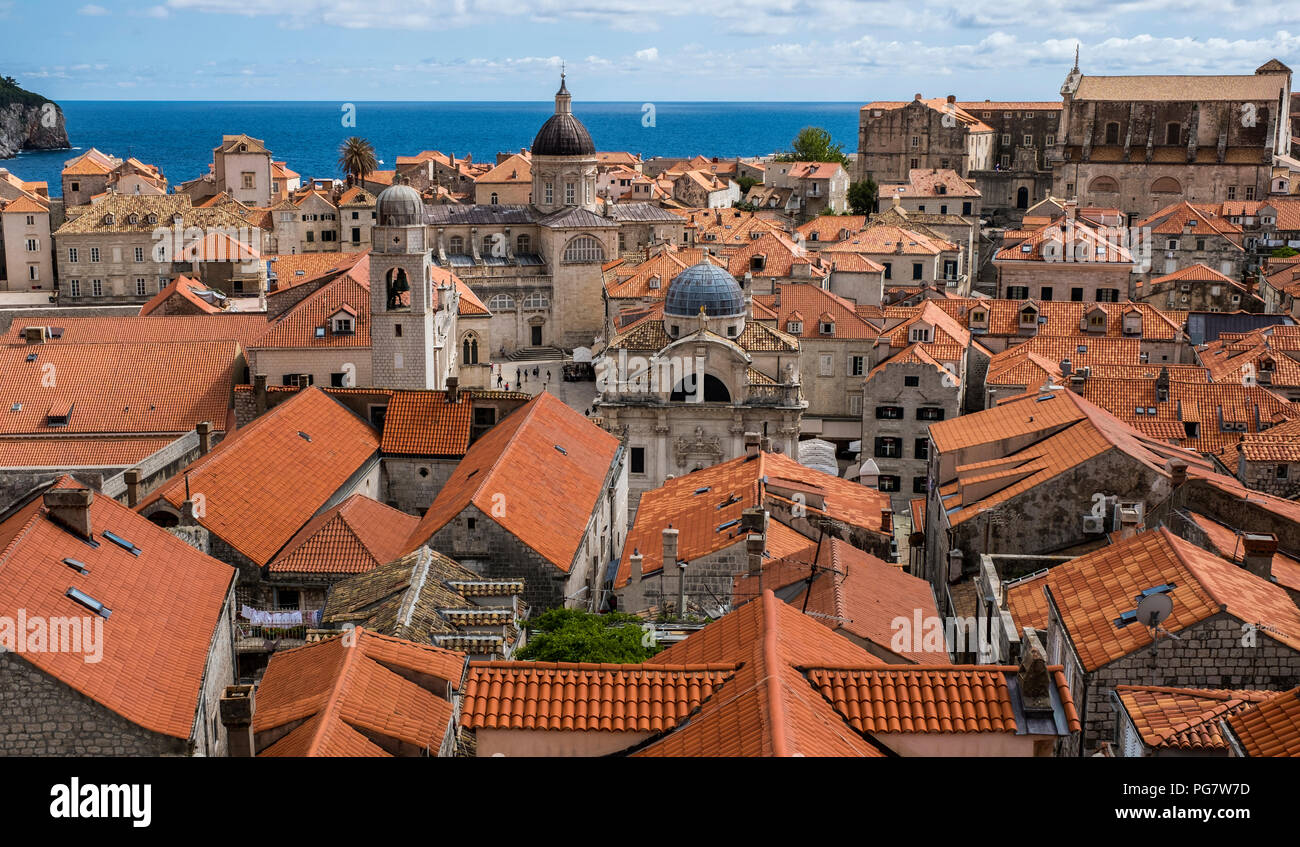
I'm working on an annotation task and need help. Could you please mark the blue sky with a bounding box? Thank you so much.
[3,0,1299,101]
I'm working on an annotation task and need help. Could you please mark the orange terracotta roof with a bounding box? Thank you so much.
[636,592,890,757]
[994,219,1132,263]
[1186,511,1300,595]
[0,478,234,739]
[808,664,1078,733]
[615,451,892,588]
[734,536,945,664]
[1225,686,1300,757]
[0,437,174,468]
[752,284,879,340]
[255,628,464,757]
[0,313,268,348]
[378,390,472,456]
[138,274,225,316]
[405,392,620,572]
[0,341,238,436]
[461,662,738,732]
[139,387,379,566]
[1116,685,1275,751]
[1007,528,1300,671]
[254,262,370,349]
[268,494,419,575]
[267,251,366,291]
[455,277,488,316]
[0,195,49,214]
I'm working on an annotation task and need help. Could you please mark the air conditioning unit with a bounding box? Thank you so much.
[1082,514,1105,534]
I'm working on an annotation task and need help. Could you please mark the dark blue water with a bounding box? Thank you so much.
[5,101,860,198]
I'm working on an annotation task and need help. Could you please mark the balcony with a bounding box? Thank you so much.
[234,606,323,653]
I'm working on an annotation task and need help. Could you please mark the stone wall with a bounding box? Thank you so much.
[1057,613,1300,756]
[0,650,187,755]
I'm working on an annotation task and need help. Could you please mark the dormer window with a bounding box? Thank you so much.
[127,214,139,225]
[648,275,661,290]
[820,321,835,335]
[751,255,765,271]
[787,321,803,334]
[970,310,987,325]
[909,326,931,343]
[146,214,157,225]
[1019,308,1038,326]
[103,214,115,225]
[333,316,354,334]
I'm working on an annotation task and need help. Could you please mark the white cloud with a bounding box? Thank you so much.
[78,4,110,15]
[635,47,659,61]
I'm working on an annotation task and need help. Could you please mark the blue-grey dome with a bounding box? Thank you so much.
[375,183,424,227]
[664,262,745,318]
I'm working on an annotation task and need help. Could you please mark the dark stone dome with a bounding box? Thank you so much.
[664,262,745,318]
[532,113,596,156]
[375,183,424,226]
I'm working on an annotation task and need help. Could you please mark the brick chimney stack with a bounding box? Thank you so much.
[744,431,761,458]
[446,376,460,403]
[124,469,142,508]
[220,684,256,758]
[45,487,93,540]
[197,421,213,455]
[1242,533,1278,580]
[630,548,643,584]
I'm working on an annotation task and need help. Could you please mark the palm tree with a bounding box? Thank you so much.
[338,137,378,190]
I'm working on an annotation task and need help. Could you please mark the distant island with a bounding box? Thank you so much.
[0,75,70,158]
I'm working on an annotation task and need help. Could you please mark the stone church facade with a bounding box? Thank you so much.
[1049,59,1294,218]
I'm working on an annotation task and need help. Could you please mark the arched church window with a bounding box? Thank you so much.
[522,292,549,310]
[1151,176,1182,194]
[563,235,604,263]
[385,268,411,310]
[1089,176,1119,193]
[487,293,516,311]
[490,192,499,205]
[461,333,480,365]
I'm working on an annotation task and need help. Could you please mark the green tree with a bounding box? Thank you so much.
[338,136,378,188]
[848,177,878,215]
[1272,246,1299,259]
[516,608,658,663]
[774,126,849,165]
[736,175,759,195]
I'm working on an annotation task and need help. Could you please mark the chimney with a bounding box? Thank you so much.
[254,373,268,414]
[1242,533,1277,580]
[446,376,459,403]
[946,94,956,104]
[760,435,773,452]
[197,421,213,455]
[630,548,643,584]
[123,469,142,508]
[662,526,679,572]
[744,431,761,458]
[1059,357,1072,377]
[1118,505,1141,539]
[220,684,256,758]
[678,559,688,617]
[914,93,923,101]
[44,487,93,540]
[1018,628,1053,713]
[881,508,894,534]
[1166,458,1188,487]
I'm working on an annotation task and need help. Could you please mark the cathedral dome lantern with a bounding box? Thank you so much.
[532,73,596,157]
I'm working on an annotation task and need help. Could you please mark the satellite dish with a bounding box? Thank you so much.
[1135,592,1173,629]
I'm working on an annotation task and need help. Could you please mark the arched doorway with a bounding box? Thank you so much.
[1016,187,1029,209]
[670,373,731,402]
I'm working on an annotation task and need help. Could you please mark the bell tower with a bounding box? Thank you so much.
[370,181,445,389]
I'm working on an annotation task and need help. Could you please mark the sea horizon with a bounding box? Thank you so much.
[3,100,862,199]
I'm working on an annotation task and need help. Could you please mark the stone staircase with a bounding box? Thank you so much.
[505,346,566,361]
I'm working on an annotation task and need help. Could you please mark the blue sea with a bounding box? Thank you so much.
[4,101,860,198]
